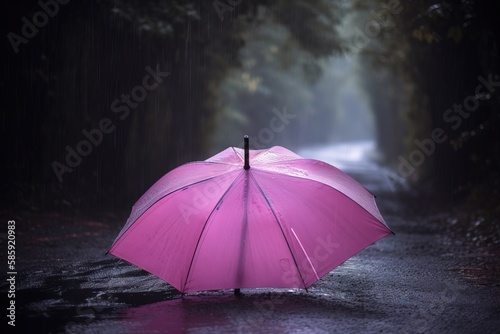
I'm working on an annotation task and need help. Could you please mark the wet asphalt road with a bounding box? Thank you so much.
[3,143,500,333]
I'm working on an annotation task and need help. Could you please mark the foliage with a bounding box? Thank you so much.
[2,0,344,210]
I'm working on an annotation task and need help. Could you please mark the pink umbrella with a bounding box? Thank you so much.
[109,136,392,293]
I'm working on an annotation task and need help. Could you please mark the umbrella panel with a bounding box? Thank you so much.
[110,146,392,292]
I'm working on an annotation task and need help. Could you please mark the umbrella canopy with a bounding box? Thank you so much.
[109,137,392,293]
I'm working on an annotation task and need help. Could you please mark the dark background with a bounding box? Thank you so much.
[1,0,499,227]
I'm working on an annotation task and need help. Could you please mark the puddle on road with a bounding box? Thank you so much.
[46,291,387,334]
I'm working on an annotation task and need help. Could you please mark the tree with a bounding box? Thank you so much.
[1,0,344,211]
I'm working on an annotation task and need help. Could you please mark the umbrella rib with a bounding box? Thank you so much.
[248,172,309,290]
[290,228,320,280]
[253,168,389,230]
[202,161,241,167]
[231,146,244,164]
[108,172,241,252]
[182,170,246,292]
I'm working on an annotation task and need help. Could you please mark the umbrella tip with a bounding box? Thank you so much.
[244,135,250,170]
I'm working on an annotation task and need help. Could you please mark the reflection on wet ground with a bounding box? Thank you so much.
[5,142,500,333]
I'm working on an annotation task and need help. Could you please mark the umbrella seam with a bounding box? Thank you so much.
[231,146,244,164]
[109,171,241,253]
[203,161,241,166]
[182,170,246,292]
[251,168,389,230]
[114,163,241,239]
[248,172,309,290]
[290,228,320,281]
